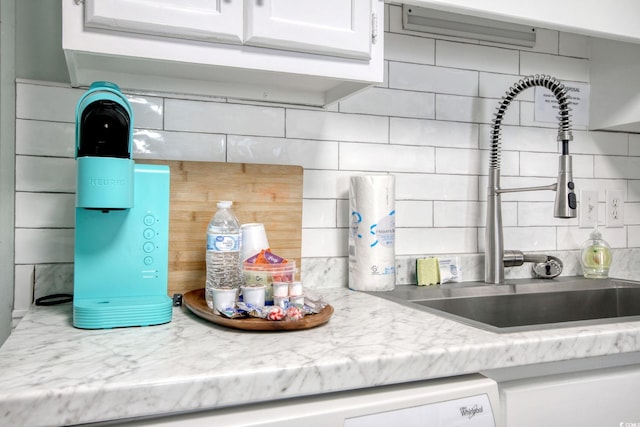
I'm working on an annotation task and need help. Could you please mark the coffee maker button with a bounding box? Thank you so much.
[143,228,156,239]
[143,242,155,253]
[144,256,154,265]
[143,215,155,226]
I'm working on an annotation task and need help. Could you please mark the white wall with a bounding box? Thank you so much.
[0,0,16,345]
[8,4,640,323]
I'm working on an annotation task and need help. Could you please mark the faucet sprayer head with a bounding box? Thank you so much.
[554,153,577,218]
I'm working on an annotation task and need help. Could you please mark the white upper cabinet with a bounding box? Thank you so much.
[63,0,383,107]
[244,0,373,59]
[401,0,640,43]
[85,0,244,44]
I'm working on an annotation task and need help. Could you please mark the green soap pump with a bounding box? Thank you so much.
[580,226,612,279]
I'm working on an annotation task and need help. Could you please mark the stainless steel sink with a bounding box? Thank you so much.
[371,277,640,333]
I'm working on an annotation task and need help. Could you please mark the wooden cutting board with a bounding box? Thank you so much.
[144,160,303,296]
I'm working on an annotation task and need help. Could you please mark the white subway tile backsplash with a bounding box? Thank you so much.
[389,62,478,96]
[607,227,629,249]
[303,170,353,199]
[16,83,163,129]
[435,147,484,175]
[572,131,629,156]
[15,156,75,192]
[339,87,435,119]
[396,173,478,201]
[481,124,559,153]
[501,202,519,227]
[286,109,388,143]
[626,202,640,225]
[571,154,595,179]
[16,83,80,122]
[134,130,225,162]
[595,156,640,180]
[519,152,565,178]
[436,95,519,125]
[629,181,640,202]
[434,201,483,227]
[336,199,349,228]
[15,193,75,228]
[397,227,477,255]
[15,228,74,264]
[10,8,640,302]
[436,41,519,74]
[228,136,336,169]
[494,150,520,176]
[390,117,478,149]
[384,32,435,64]
[301,228,347,257]
[165,99,285,137]
[520,52,589,82]
[302,199,337,228]
[479,73,534,101]
[557,226,627,250]
[395,201,433,227]
[573,178,628,202]
[501,226,557,252]
[126,94,164,130]
[340,142,435,173]
[518,202,579,227]
[16,119,75,157]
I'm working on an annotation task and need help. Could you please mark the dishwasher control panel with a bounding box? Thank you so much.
[345,393,495,427]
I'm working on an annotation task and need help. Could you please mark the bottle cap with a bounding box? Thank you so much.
[217,201,233,208]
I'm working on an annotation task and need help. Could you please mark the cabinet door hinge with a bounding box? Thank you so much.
[371,12,378,44]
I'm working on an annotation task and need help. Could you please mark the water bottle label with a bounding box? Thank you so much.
[207,234,240,252]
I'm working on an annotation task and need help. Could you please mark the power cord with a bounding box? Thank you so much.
[35,294,73,306]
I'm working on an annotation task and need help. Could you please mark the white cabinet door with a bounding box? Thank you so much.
[244,0,374,59]
[500,365,640,426]
[85,0,243,44]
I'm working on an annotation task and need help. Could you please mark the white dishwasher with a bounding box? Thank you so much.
[116,374,501,427]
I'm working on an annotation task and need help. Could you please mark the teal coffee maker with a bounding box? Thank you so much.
[73,82,172,329]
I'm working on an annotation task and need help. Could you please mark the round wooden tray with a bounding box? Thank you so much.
[182,288,334,331]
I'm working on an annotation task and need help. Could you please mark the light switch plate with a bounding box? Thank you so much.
[579,190,598,228]
[606,189,625,228]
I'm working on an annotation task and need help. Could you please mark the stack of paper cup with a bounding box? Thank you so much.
[240,223,270,262]
[348,175,396,292]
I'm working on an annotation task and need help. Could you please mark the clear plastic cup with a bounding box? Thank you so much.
[240,223,270,262]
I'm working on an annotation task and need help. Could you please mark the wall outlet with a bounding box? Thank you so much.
[606,189,625,228]
[579,190,599,228]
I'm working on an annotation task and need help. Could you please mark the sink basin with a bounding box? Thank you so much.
[372,277,640,333]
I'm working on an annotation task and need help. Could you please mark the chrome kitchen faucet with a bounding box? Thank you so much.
[485,75,577,284]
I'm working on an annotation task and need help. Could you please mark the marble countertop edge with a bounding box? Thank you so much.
[3,287,640,426]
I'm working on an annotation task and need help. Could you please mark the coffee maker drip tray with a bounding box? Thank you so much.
[74,296,172,329]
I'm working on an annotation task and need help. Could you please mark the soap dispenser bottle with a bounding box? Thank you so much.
[580,226,612,279]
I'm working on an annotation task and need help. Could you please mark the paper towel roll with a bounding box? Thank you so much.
[348,175,396,291]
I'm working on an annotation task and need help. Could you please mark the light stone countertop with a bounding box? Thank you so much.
[2,286,640,426]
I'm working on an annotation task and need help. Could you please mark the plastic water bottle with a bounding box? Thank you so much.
[205,201,243,309]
